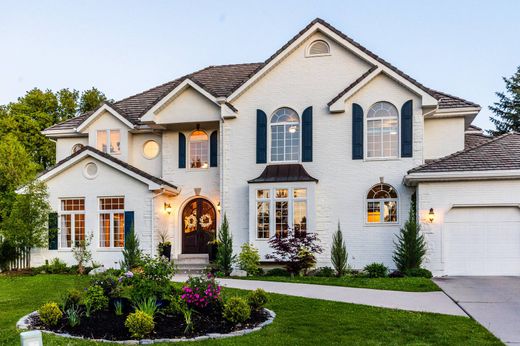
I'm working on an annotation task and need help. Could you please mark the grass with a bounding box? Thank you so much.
[0,274,502,345]
[232,275,441,292]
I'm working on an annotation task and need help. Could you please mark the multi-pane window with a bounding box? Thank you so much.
[189,130,209,169]
[366,183,398,223]
[255,187,308,239]
[99,197,125,248]
[270,108,300,162]
[60,199,85,248]
[97,129,121,154]
[367,102,399,158]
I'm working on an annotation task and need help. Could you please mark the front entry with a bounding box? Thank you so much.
[181,198,217,254]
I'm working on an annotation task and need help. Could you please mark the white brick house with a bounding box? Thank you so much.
[33,18,520,276]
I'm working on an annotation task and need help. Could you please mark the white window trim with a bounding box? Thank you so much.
[268,109,302,164]
[98,197,125,249]
[187,130,210,171]
[365,102,400,161]
[364,186,399,226]
[97,129,121,155]
[255,187,308,240]
[58,198,85,249]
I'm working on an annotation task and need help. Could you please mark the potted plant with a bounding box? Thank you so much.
[157,229,172,261]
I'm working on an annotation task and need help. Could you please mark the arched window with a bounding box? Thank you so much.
[270,108,300,162]
[366,183,398,223]
[307,40,330,56]
[367,102,399,158]
[189,130,209,169]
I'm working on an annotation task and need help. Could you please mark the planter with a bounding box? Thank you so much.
[159,244,172,261]
[208,243,218,262]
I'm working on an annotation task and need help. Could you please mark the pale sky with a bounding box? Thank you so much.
[0,0,519,130]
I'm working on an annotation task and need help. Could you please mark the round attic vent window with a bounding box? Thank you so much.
[143,140,160,159]
[84,162,98,179]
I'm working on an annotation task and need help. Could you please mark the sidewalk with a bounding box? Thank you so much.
[173,275,467,316]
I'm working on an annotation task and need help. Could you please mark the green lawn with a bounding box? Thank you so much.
[0,274,501,345]
[232,275,441,292]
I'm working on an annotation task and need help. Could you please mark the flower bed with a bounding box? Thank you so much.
[18,256,273,342]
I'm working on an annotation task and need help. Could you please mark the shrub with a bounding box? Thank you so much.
[247,289,268,311]
[364,263,388,278]
[114,300,124,316]
[238,243,261,276]
[181,274,221,309]
[405,268,433,278]
[393,194,427,272]
[62,288,82,310]
[388,270,405,278]
[331,223,348,277]
[120,226,142,271]
[264,268,290,277]
[216,214,235,276]
[222,297,250,325]
[91,273,119,297]
[38,302,62,327]
[84,285,109,314]
[129,256,175,302]
[135,297,158,316]
[125,310,155,339]
[313,266,336,277]
[65,305,81,327]
[0,238,17,272]
[46,258,68,274]
[72,232,93,275]
[266,229,323,275]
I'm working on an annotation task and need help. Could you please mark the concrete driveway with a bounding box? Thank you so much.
[434,276,520,345]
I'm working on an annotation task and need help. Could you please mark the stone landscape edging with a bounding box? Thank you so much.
[17,308,275,344]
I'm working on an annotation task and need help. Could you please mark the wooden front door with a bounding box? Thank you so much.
[181,198,216,254]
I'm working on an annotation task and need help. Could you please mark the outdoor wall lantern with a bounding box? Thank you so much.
[164,203,172,215]
[20,330,43,346]
[428,208,435,223]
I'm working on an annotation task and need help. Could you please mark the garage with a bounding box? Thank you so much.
[444,206,520,276]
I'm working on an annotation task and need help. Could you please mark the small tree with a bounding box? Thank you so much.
[331,223,348,277]
[120,226,142,271]
[393,195,427,272]
[238,243,260,276]
[72,231,93,275]
[216,214,235,276]
[266,229,323,275]
[2,181,50,250]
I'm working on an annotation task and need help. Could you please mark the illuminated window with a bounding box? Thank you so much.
[189,130,209,169]
[270,108,300,162]
[367,102,399,158]
[99,197,125,248]
[143,140,160,159]
[97,129,121,154]
[60,199,85,248]
[366,183,398,223]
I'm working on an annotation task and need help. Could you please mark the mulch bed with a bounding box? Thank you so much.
[30,305,269,341]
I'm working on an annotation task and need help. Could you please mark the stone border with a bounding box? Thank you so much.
[17,309,275,344]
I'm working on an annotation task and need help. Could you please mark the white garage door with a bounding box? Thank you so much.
[444,207,520,276]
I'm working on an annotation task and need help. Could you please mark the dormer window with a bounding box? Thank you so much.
[306,40,330,57]
[270,108,300,162]
[97,129,120,154]
[189,130,209,169]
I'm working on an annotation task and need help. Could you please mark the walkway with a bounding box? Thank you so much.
[173,276,466,316]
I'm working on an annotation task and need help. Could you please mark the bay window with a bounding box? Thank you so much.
[60,198,85,248]
[99,197,125,248]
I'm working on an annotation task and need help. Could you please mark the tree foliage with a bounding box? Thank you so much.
[331,222,348,277]
[393,195,427,272]
[120,226,142,271]
[489,66,520,136]
[216,214,235,276]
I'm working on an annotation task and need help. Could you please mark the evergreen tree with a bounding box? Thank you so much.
[331,222,348,277]
[489,66,520,136]
[120,226,142,271]
[393,194,427,272]
[216,214,235,276]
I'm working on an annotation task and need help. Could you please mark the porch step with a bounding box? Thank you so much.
[175,254,209,275]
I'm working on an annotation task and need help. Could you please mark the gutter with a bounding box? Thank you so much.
[404,169,520,186]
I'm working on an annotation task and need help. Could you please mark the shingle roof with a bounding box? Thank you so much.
[465,133,493,148]
[45,18,479,132]
[409,133,520,173]
[248,164,318,183]
[39,146,177,189]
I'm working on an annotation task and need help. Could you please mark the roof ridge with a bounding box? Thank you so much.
[409,132,513,173]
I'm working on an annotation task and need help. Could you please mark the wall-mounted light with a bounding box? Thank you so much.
[217,202,221,213]
[428,208,435,223]
[164,202,172,215]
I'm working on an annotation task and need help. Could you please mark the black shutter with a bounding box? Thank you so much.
[401,100,413,157]
[352,103,364,160]
[124,211,134,249]
[178,133,186,168]
[256,109,267,164]
[210,131,218,167]
[48,212,58,250]
[302,106,313,162]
